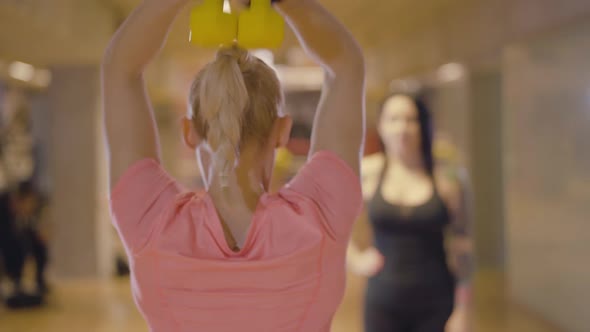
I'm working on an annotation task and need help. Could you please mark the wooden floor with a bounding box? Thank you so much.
[1,270,560,332]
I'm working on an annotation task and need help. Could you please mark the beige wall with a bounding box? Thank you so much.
[503,20,590,332]
[0,0,113,65]
[470,69,505,269]
[47,66,112,278]
[344,0,590,81]
[429,77,472,168]
[3,0,590,91]
[423,69,507,270]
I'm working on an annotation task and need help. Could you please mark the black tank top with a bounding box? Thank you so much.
[367,162,455,289]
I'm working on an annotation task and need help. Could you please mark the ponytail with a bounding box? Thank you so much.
[188,46,282,189]
[198,47,250,186]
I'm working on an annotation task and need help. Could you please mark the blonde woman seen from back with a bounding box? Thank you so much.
[102,0,366,331]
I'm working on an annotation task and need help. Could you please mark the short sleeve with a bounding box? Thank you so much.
[285,151,363,239]
[109,159,182,253]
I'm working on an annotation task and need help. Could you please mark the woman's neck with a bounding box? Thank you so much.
[207,146,268,212]
[208,168,264,212]
[386,149,426,174]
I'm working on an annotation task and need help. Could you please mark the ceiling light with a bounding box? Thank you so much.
[8,61,35,82]
[437,63,465,82]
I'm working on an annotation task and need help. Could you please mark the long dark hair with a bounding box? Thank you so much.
[377,92,435,176]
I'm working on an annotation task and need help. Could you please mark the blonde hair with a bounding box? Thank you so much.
[189,46,283,186]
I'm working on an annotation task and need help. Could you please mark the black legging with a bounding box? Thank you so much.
[0,193,26,289]
[21,227,49,287]
[0,194,48,291]
[0,232,26,287]
[364,168,457,332]
[364,278,454,332]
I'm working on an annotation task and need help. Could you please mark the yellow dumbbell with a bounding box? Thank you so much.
[189,0,238,47]
[237,0,285,49]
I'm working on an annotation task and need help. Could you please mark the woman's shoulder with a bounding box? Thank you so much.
[435,162,468,186]
[434,162,469,210]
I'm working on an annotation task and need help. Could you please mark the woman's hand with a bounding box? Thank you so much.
[446,306,472,332]
[446,284,473,332]
[348,247,384,277]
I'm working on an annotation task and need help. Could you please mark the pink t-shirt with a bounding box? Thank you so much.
[110,151,362,332]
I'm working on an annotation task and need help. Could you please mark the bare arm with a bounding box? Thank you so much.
[347,155,385,276]
[438,167,475,302]
[450,170,475,287]
[276,0,366,174]
[102,0,189,189]
[444,170,475,331]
